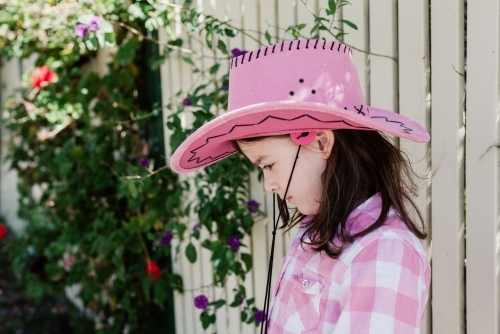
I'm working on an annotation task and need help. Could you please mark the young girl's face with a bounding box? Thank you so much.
[238,133,332,215]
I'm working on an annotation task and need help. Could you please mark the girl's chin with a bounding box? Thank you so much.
[295,204,318,216]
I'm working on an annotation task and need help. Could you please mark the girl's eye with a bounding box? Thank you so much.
[262,163,274,171]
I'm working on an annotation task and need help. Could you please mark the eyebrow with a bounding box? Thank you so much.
[252,155,269,166]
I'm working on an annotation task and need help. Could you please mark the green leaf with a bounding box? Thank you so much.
[104,32,116,46]
[205,31,213,49]
[265,30,271,45]
[115,39,141,65]
[128,183,138,199]
[241,310,247,322]
[315,16,329,22]
[100,20,114,34]
[310,23,319,35]
[328,0,337,15]
[44,263,64,281]
[217,39,228,55]
[201,311,211,329]
[224,27,238,37]
[127,4,147,19]
[242,214,253,229]
[78,14,97,25]
[181,56,195,67]
[185,243,197,263]
[96,31,105,48]
[339,19,358,30]
[297,23,307,30]
[153,279,168,308]
[209,63,220,75]
[210,299,226,309]
[241,253,252,272]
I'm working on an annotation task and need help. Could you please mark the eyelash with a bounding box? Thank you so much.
[262,163,274,171]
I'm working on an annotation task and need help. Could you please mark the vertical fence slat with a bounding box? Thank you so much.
[159,28,174,160]
[277,0,297,40]
[342,0,369,103]
[241,232,257,334]
[0,58,22,233]
[259,0,278,44]
[368,0,398,113]
[297,0,317,28]
[398,2,432,333]
[170,238,186,334]
[465,0,500,332]
[249,170,269,315]
[430,0,466,333]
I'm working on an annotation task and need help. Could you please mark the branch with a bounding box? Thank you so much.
[111,19,227,61]
[36,120,72,141]
[299,0,397,62]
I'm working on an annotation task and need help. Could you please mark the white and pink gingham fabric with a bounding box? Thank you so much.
[267,193,431,333]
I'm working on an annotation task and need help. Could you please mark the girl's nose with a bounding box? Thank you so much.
[263,175,277,193]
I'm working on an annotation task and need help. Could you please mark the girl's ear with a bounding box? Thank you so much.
[313,130,335,159]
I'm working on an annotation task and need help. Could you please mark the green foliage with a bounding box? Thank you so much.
[0,0,355,332]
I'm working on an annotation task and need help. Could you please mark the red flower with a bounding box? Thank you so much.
[30,66,57,89]
[145,259,161,280]
[0,223,6,239]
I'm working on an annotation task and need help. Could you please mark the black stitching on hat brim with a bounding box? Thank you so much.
[186,114,370,166]
[181,103,421,168]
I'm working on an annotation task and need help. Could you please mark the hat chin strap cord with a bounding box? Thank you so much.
[260,145,302,334]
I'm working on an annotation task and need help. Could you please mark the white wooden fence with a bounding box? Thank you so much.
[1,0,499,333]
[158,0,499,333]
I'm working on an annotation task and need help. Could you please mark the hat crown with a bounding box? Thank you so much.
[228,40,365,112]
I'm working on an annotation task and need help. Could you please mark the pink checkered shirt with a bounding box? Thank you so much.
[267,193,431,333]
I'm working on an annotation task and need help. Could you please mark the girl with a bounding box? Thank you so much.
[170,39,431,333]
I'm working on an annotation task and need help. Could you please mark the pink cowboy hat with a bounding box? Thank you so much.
[170,39,430,173]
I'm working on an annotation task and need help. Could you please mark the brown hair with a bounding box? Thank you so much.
[232,129,427,259]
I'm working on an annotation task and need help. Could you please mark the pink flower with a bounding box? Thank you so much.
[30,66,57,89]
[61,252,76,270]
[75,24,89,37]
[89,16,100,31]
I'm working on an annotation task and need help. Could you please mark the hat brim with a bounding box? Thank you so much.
[170,101,429,173]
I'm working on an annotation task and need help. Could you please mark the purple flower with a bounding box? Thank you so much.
[161,232,173,246]
[254,310,265,323]
[89,16,100,31]
[247,199,260,213]
[140,158,150,168]
[192,223,200,231]
[182,98,192,106]
[231,48,248,57]
[194,294,209,309]
[227,235,240,251]
[75,24,89,37]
